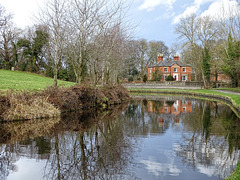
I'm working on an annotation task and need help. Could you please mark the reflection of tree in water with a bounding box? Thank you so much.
[0,103,136,180]
[0,118,58,179]
[43,104,138,180]
[1,98,240,179]
[0,146,18,180]
[175,100,240,179]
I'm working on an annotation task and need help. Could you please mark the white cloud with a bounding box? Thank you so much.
[173,5,199,24]
[172,0,214,24]
[200,0,240,19]
[138,0,176,12]
[172,0,240,24]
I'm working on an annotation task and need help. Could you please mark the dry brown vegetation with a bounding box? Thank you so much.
[0,103,128,144]
[0,85,130,121]
[0,92,60,121]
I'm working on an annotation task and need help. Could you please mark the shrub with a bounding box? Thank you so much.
[166,75,174,81]
[128,76,133,82]
[152,69,162,81]
[143,74,148,83]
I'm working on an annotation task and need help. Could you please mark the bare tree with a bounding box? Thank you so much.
[137,39,148,79]
[36,0,68,87]
[65,0,129,85]
[175,14,220,87]
[0,4,12,29]
[0,4,20,70]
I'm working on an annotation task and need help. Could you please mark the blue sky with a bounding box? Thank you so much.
[128,0,240,47]
[1,0,240,48]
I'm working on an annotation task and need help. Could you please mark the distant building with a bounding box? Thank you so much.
[148,54,192,81]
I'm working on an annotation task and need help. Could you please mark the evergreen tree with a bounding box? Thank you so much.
[202,47,211,88]
[222,34,240,87]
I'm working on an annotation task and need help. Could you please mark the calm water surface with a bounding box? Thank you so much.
[0,95,240,180]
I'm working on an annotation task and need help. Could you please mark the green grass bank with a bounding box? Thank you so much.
[0,69,75,92]
[226,162,240,180]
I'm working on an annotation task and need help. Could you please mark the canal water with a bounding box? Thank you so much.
[0,95,239,180]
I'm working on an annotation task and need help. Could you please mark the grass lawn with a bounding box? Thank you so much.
[0,70,75,92]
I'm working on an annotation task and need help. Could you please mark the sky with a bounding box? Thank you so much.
[1,0,240,47]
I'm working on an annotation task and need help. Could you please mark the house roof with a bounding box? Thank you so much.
[149,60,191,68]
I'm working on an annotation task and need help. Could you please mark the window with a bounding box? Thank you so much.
[174,67,177,72]
[165,107,168,113]
[182,75,187,81]
[183,107,186,112]
[183,68,186,72]
[149,68,152,73]
[164,68,168,72]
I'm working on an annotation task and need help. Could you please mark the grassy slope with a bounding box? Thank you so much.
[0,70,75,91]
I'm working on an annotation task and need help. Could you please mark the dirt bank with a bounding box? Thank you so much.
[0,85,130,121]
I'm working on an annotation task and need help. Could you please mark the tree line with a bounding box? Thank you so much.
[175,3,240,88]
[0,0,174,87]
[1,1,239,88]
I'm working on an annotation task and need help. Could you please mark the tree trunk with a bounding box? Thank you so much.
[53,64,58,87]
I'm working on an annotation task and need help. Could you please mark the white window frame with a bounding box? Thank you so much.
[149,68,152,73]
[182,75,187,81]
[164,68,168,72]
[183,106,186,112]
[183,68,186,72]
[174,67,177,72]
[165,107,168,113]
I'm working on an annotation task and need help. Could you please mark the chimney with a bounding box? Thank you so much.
[173,54,179,61]
[157,53,163,62]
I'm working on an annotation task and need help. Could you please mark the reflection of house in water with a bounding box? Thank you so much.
[148,99,192,126]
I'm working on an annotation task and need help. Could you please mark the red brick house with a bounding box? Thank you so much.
[148,54,192,81]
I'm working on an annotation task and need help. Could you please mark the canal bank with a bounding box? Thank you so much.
[0,85,130,121]
[126,88,240,114]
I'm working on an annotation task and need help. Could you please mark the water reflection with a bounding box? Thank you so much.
[0,96,240,179]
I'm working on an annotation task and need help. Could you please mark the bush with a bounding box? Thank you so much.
[143,74,148,83]
[128,76,133,82]
[166,75,174,81]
